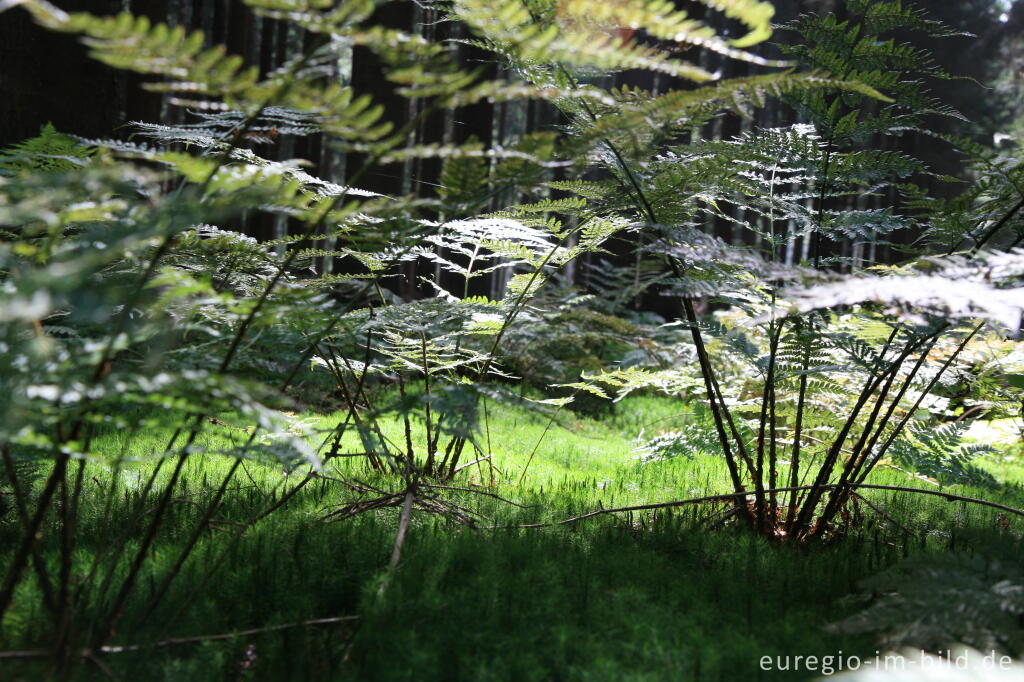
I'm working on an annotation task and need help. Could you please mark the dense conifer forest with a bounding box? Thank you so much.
[2,0,1024,679]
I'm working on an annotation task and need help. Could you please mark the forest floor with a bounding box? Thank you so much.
[3,395,1023,681]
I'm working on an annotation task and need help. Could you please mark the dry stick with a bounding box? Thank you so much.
[0,616,361,659]
[453,454,491,475]
[389,488,417,571]
[791,327,900,535]
[102,615,361,653]
[855,323,985,487]
[517,402,565,485]
[420,483,533,509]
[514,482,1024,530]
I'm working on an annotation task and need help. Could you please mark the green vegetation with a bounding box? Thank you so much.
[3,394,1023,680]
[2,0,1024,678]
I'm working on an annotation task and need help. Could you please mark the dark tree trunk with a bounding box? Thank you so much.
[0,0,125,147]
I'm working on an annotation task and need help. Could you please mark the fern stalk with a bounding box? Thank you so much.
[790,327,900,537]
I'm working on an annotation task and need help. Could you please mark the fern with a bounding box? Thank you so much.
[888,422,999,489]
[2,0,1023,666]
[0,122,93,174]
[831,554,1024,656]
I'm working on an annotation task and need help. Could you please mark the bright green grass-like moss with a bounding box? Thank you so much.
[2,395,1023,681]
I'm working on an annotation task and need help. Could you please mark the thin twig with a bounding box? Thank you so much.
[420,483,534,509]
[511,483,1024,530]
[0,616,360,659]
[452,454,492,474]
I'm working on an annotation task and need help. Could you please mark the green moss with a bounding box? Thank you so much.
[2,396,1023,680]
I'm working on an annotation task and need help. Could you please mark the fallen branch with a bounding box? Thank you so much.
[101,615,360,652]
[389,489,416,569]
[420,482,535,509]
[510,483,1024,529]
[0,615,360,659]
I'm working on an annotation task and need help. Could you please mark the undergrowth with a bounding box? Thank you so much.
[3,394,1022,681]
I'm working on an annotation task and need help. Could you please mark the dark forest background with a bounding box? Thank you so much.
[3,0,1022,299]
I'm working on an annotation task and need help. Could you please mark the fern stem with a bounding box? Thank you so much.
[398,376,416,461]
[812,137,834,269]
[573,70,753,503]
[843,331,941,487]
[967,196,1024,256]
[756,320,783,482]
[421,332,435,474]
[854,322,984,486]
[783,327,810,532]
[791,327,900,537]
[0,451,70,624]
[134,457,244,629]
[519,5,753,509]
[812,332,933,537]
[0,446,57,615]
